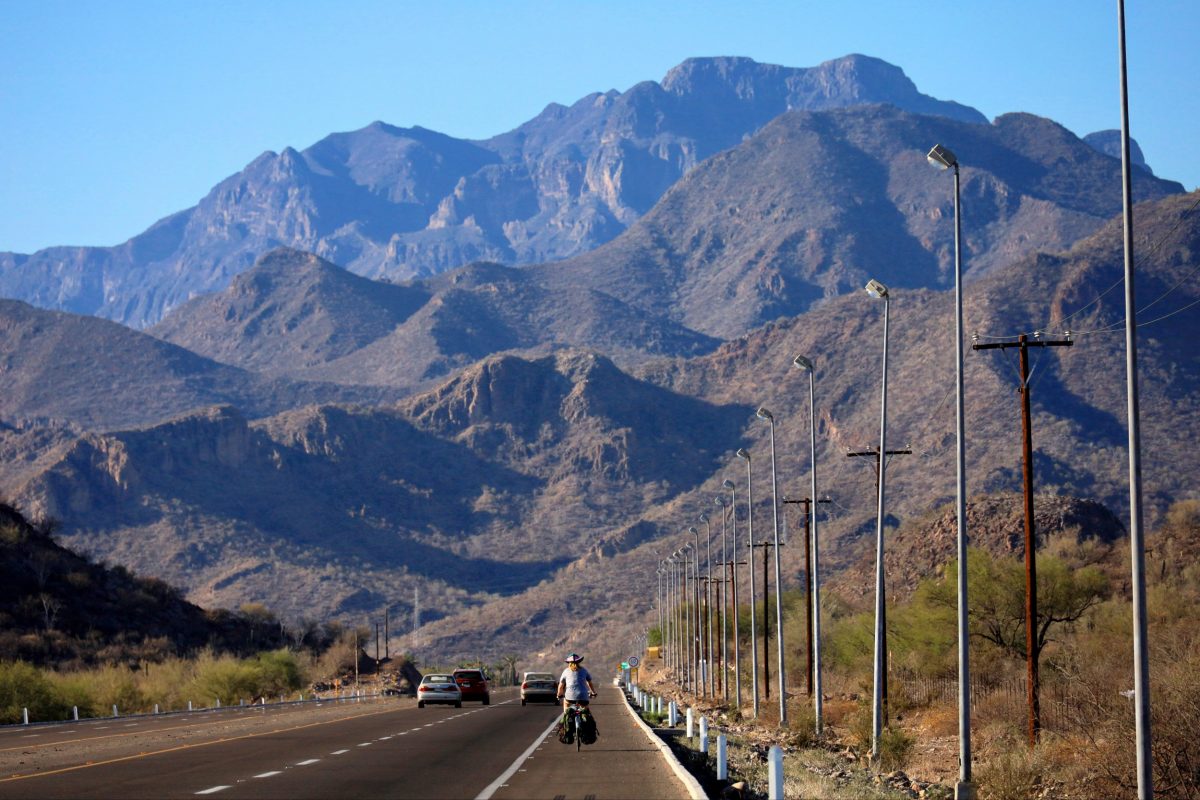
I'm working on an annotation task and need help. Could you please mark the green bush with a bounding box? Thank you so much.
[0,661,72,723]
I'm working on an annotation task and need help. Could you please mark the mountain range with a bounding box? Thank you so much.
[0,55,1164,330]
[0,54,1194,664]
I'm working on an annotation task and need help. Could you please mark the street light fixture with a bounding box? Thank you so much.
[735,447,760,718]
[865,277,891,763]
[793,354,824,737]
[928,141,974,799]
[756,407,788,726]
[723,478,742,708]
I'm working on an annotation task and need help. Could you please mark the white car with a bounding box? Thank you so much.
[417,673,463,708]
[520,671,558,705]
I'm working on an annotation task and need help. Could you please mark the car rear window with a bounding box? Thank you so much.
[455,671,484,680]
[425,675,454,683]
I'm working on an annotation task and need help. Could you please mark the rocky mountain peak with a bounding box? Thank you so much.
[1083,129,1153,174]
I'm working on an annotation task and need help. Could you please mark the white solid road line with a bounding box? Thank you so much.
[195,786,230,795]
[473,717,559,800]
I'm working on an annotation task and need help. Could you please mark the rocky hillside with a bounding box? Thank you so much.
[0,503,294,668]
[151,249,720,388]
[536,105,1181,339]
[0,299,399,431]
[2,352,749,626]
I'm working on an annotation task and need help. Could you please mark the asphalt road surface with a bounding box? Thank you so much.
[0,685,689,799]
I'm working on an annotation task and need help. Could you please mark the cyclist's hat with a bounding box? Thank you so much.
[564,652,584,663]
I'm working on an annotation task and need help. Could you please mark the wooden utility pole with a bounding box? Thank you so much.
[974,332,1072,746]
[721,555,748,702]
[848,446,911,724]
[784,497,831,697]
[750,540,780,699]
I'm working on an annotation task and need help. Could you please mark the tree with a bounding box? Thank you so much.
[923,547,1108,664]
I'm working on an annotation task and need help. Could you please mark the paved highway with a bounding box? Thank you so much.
[0,685,690,799]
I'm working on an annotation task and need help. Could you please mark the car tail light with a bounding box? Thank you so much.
[521,683,528,689]
[418,686,428,692]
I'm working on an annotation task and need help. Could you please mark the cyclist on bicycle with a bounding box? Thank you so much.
[556,652,596,718]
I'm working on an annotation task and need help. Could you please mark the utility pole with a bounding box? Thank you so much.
[384,608,389,660]
[784,497,831,697]
[413,586,421,652]
[848,446,911,725]
[974,332,1072,746]
[750,540,780,699]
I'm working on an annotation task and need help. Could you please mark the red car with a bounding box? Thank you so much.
[452,668,491,705]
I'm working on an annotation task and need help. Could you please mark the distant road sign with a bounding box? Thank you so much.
[621,662,629,670]
[628,656,640,667]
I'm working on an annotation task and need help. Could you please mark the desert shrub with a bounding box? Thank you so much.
[251,649,305,696]
[48,672,102,718]
[877,726,914,772]
[189,653,261,705]
[86,664,145,714]
[976,746,1043,800]
[0,660,71,723]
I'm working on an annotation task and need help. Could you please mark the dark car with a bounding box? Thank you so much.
[452,668,491,705]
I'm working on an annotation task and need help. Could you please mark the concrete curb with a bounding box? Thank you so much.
[620,692,708,800]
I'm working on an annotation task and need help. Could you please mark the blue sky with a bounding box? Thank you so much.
[1,0,1196,254]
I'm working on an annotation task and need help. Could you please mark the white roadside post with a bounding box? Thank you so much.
[669,700,678,726]
[22,708,28,725]
[686,706,694,738]
[768,745,784,799]
[699,716,709,754]
[717,734,728,780]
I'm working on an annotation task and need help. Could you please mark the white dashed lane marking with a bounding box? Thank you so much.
[296,758,321,765]
[253,771,282,778]
[195,787,230,795]
[331,749,349,755]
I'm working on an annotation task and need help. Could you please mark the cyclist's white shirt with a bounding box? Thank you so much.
[558,666,593,701]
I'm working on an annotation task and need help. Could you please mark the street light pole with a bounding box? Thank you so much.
[1117,4,1153,797]
[865,278,891,763]
[688,529,702,697]
[928,142,974,799]
[700,513,715,699]
[794,355,824,737]
[715,497,729,703]
[685,542,698,695]
[736,448,760,718]
[757,408,788,726]
[723,479,742,708]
